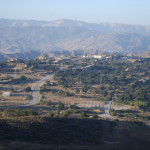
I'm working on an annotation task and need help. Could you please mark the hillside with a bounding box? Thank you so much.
[0,51,41,62]
[0,117,150,150]
[141,50,150,57]
[0,18,150,55]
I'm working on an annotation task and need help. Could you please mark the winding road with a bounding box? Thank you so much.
[0,74,54,108]
[0,73,113,119]
[29,74,54,106]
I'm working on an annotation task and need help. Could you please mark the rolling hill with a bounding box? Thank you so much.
[0,18,150,57]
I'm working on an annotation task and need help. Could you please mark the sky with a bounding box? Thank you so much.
[0,0,150,26]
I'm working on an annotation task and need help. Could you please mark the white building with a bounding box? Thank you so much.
[2,92,11,97]
[92,55,106,59]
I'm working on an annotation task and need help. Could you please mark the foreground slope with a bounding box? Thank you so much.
[0,117,150,150]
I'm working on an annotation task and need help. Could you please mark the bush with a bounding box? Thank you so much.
[40,87,51,92]
[40,100,51,106]
[3,108,37,117]
[130,101,150,108]
[45,81,51,86]
[56,110,61,116]
[25,109,37,116]
[105,94,112,101]
[81,112,87,118]
[25,95,33,100]
[58,103,64,109]
[25,86,31,93]
[62,110,71,118]
[48,112,54,117]
[70,105,79,109]
[19,76,27,80]
[93,114,98,118]
[109,109,117,116]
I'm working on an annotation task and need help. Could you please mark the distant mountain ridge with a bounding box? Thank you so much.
[0,18,150,56]
[0,51,41,62]
[1,18,150,34]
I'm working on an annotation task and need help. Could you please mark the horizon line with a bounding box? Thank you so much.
[0,17,150,27]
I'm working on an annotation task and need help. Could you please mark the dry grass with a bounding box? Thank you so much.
[0,116,150,150]
[0,70,46,105]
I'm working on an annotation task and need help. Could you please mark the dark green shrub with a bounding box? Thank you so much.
[25,95,33,100]
[58,103,64,109]
[62,110,71,118]
[93,114,98,118]
[81,112,87,118]
[48,112,54,117]
[3,108,37,117]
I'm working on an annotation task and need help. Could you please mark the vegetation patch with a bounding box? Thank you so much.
[1,108,37,117]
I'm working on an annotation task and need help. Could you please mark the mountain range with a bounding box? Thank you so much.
[0,18,150,60]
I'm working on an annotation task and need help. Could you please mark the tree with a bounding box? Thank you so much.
[25,86,31,95]
[62,110,71,117]
[81,112,87,118]
[20,75,27,80]
[75,89,80,96]
[45,80,51,86]
[93,114,98,118]
[25,95,33,100]
[62,83,69,89]
[58,103,64,109]
[102,90,108,97]
[82,85,90,94]
[48,112,54,117]
[105,94,112,101]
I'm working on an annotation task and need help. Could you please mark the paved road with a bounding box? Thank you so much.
[0,74,54,108]
[31,74,54,106]
[99,101,114,119]
[0,71,114,119]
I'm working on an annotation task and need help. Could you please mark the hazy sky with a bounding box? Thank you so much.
[0,0,150,25]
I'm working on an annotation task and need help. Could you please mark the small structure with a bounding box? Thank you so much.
[92,55,106,60]
[8,58,22,66]
[14,63,27,71]
[2,92,11,97]
[8,58,21,63]
[37,55,49,60]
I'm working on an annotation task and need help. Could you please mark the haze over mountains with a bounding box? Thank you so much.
[0,18,150,60]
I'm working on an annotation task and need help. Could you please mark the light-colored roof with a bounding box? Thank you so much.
[2,92,11,97]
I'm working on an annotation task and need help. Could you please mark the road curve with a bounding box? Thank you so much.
[0,72,114,120]
[31,74,54,106]
[0,74,54,108]
[99,101,114,119]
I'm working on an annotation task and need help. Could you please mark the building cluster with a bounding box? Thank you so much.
[82,53,139,61]
[82,54,110,60]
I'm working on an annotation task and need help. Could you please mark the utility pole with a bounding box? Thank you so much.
[14,61,16,77]
[115,94,117,104]
[115,68,117,77]
[90,49,93,65]
[139,52,141,61]
[60,62,63,70]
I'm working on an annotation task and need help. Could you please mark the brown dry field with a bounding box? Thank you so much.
[44,92,104,106]
[0,70,46,104]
